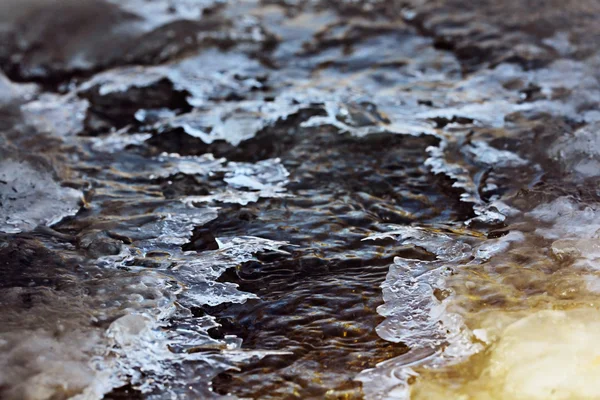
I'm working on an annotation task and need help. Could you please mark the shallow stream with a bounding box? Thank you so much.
[2,1,600,399]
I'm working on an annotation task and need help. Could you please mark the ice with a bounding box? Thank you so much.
[410,309,600,400]
[528,197,600,271]
[87,67,167,97]
[134,108,177,124]
[0,73,18,105]
[168,103,269,146]
[20,94,89,137]
[106,0,222,31]
[549,121,600,179]
[0,157,83,233]
[96,233,290,395]
[475,231,525,260]
[0,72,37,105]
[551,238,600,268]
[183,158,291,205]
[0,92,292,398]
[426,139,513,224]
[90,132,152,152]
[81,50,265,108]
[357,226,484,399]
[361,226,481,352]
[151,152,226,178]
[4,1,600,398]
[69,146,291,396]
[301,101,437,138]
[79,26,460,146]
[529,197,600,240]
[224,158,289,191]
[104,311,180,394]
[543,32,576,56]
[485,310,600,400]
[361,192,600,399]
[0,329,107,400]
[426,140,478,203]
[358,224,544,399]
[168,51,266,107]
[0,263,178,400]
[464,141,527,168]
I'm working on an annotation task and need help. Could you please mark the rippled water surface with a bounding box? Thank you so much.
[2,0,600,399]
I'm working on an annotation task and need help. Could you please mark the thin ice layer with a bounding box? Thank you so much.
[359,192,600,399]
[357,227,525,397]
[81,49,266,108]
[183,157,290,205]
[1,89,293,399]
[410,308,600,400]
[106,0,222,31]
[548,121,600,179]
[0,158,82,233]
[0,258,177,400]
[20,94,89,137]
[4,1,600,399]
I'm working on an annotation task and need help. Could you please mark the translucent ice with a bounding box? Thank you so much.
[0,157,82,233]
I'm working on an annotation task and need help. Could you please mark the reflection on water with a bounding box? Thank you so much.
[1,0,600,399]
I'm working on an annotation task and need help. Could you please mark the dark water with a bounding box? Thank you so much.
[1,1,600,399]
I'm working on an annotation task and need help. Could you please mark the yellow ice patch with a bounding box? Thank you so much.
[411,308,600,400]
